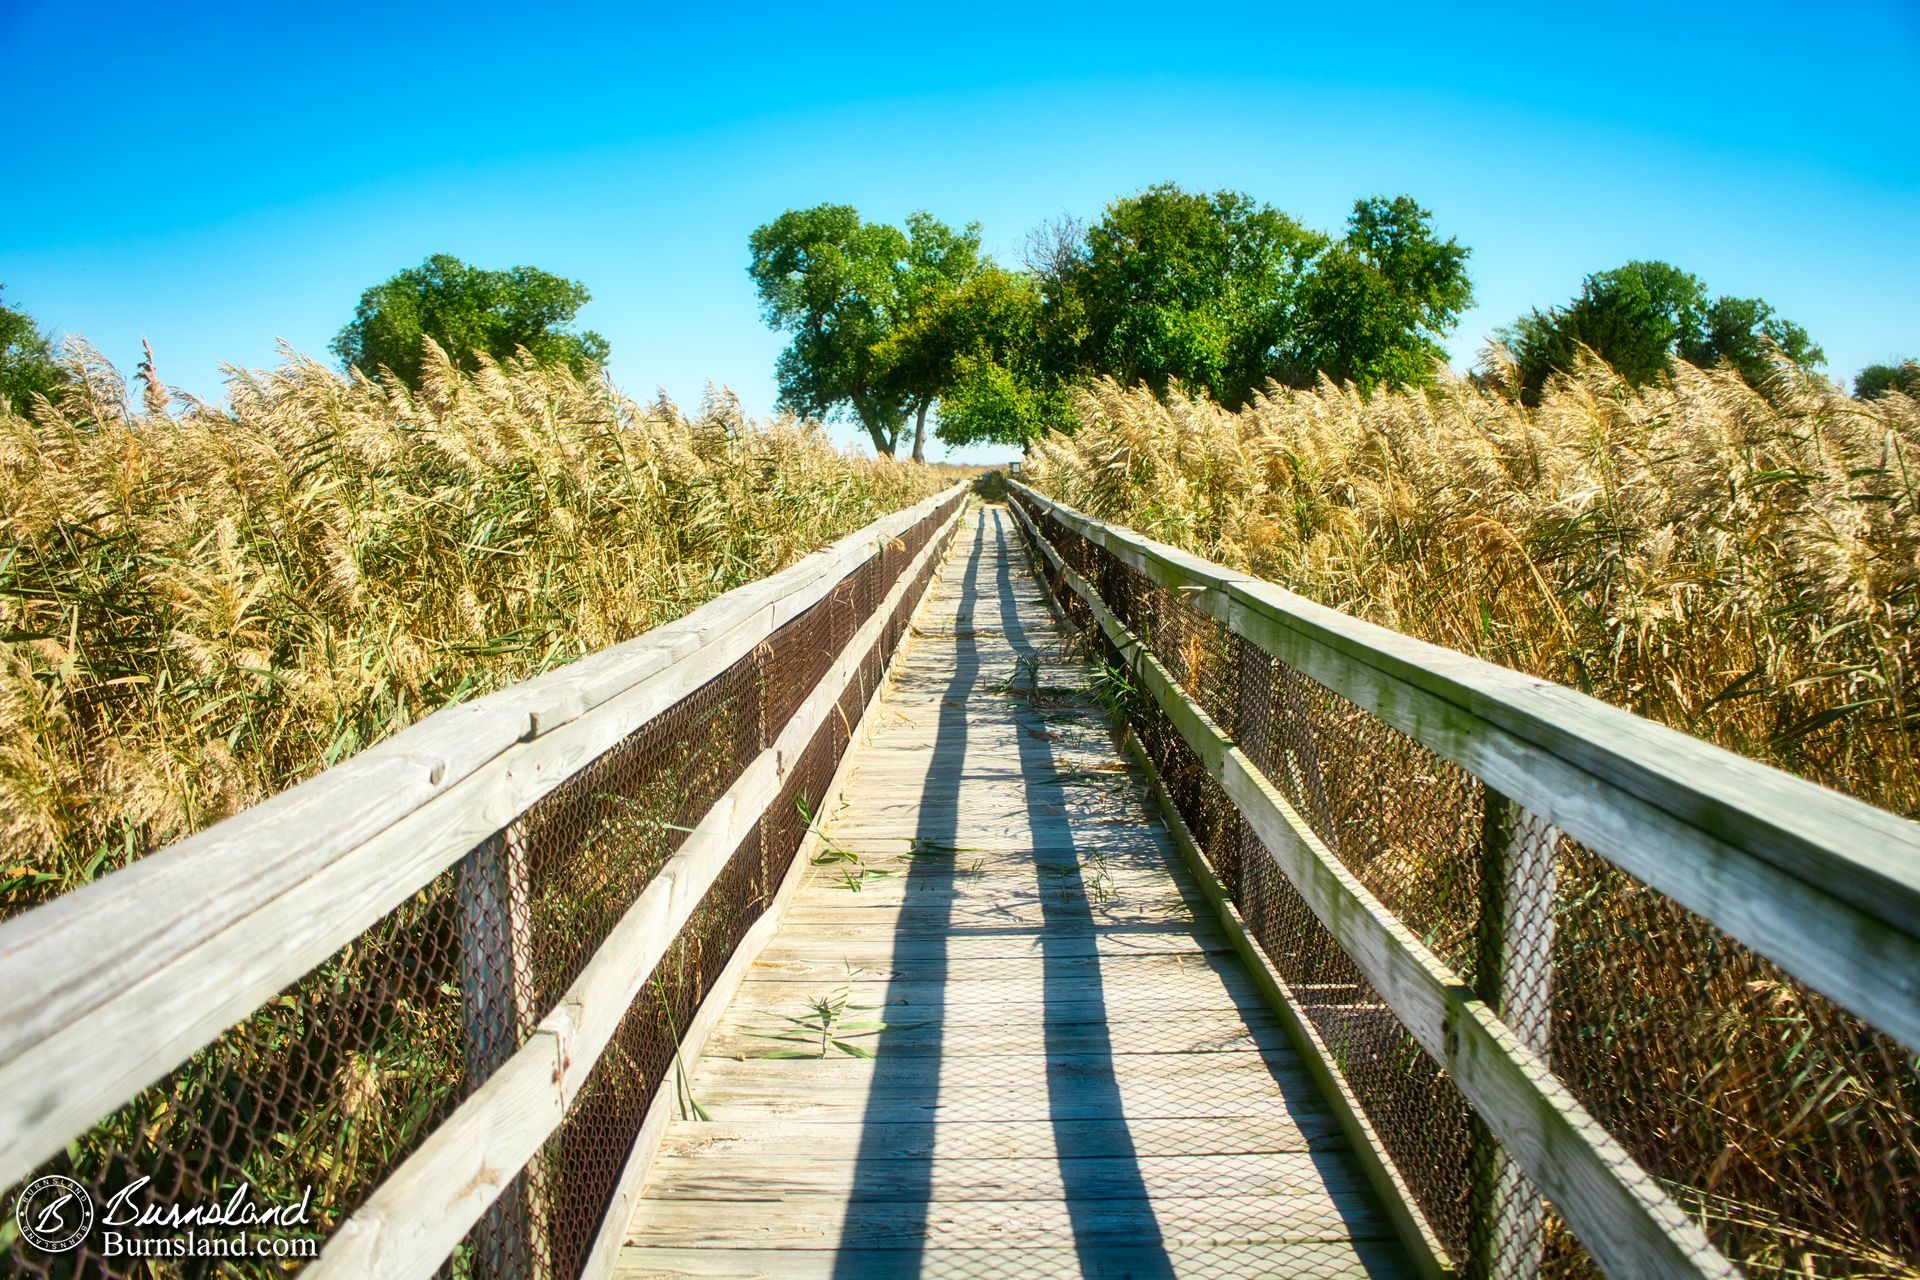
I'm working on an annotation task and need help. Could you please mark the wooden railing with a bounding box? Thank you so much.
[0,482,968,1280]
[1008,479,1920,1280]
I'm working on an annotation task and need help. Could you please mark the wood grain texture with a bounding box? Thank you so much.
[573,524,951,1280]
[620,506,1415,1278]
[1013,494,1736,1279]
[1011,480,1920,1054]
[0,487,965,1193]
[615,1241,1405,1279]
[309,496,968,1280]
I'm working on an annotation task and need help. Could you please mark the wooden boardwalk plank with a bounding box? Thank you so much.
[641,1152,1373,1203]
[704,1013,1293,1061]
[652,1116,1349,1162]
[625,1194,1398,1249]
[621,504,1416,1278]
[616,1242,1405,1279]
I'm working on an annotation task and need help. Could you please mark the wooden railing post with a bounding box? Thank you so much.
[458,824,548,1280]
[1469,790,1558,1279]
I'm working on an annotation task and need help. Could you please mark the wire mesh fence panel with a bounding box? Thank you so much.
[462,490,961,1280]
[4,866,471,1279]
[1545,839,1920,1279]
[1009,487,1920,1280]
[0,491,963,1280]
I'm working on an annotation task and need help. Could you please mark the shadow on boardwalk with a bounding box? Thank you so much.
[620,504,1412,1279]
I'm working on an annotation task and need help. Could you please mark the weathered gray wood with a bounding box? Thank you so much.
[782,897,1204,932]
[708,1010,1289,1060]
[1468,792,1557,1280]
[614,1241,1406,1279]
[674,1085,1325,1126]
[733,991,1266,1027]
[572,537,948,1280]
[1013,479,1920,1054]
[742,949,1253,990]
[457,826,542,1280]
[1114,705,1455,1280]
[1012,495,1738,1280]
[618,507,1409,1277]
[756,926,1233,961]
[641,1150,1371,1202]
[683,1045,1306,1092]
[625,1192,1398,1249]
[310,496,967,1279]
[651,1114,1347,1161]
[0,486,965,1193]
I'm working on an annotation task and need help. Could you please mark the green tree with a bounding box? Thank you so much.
[1042,185,1470,403]
[1855,360,1920,399]
[1049,185,1324,406]
[881,212,984,460]
[1282,196,1474,392]
[0,287,68,415]
[1502,261,1704,402]
[1501,261,1822,403]
[748,206,980,459]
[877,266,1072,449]
[332,254,608,389]
[1679,295,1823,386]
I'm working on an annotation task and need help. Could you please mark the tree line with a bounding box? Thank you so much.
[746,186,1900,456]
[3,189,1916,446]
[746,187,1477,458]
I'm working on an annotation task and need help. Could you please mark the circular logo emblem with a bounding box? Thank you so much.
[14,1175,93,1253]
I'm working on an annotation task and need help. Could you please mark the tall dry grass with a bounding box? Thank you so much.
[1026,355,1920,1276]
[1026,354,1920,817]
[0,340,943,913]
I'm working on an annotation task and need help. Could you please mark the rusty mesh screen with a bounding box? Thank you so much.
[1010,488,1919,1280]
[1,493,961,1280]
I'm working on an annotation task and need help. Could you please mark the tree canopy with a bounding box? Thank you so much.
[332,254,609,389]
[878,266,1073,448]
[743,189,1846,458]
[1500,261,1821,403]
[748,187,1476,458]
[1282,196,1474,392]
[1040,187,1472,405]
[1046,185,1324,406]
[0,287,68,415]
[1855,360,1919,400]
[748,205,981,459]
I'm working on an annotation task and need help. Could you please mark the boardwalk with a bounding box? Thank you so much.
[618,506,1412,1278]
[8,481,1906,1280]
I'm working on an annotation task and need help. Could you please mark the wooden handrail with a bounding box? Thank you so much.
[1008,480,1920,1055]
[1008,490,1739,1278]
[0,482,967,1194]
[312,496,965,1277]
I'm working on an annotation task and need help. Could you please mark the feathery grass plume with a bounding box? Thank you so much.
[1028,357,1920,1278]
[1028,356,1920,817]
[0,341,942,913]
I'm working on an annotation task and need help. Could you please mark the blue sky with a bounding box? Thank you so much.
[4,1,1916,462]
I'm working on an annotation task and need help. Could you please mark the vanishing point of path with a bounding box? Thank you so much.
[617,504,1413,1279]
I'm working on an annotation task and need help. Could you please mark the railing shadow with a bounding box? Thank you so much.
[990,513,1179,1279]
[831,506,1408,1278]
[831,507,985,1279]
[998,508,1419,1280]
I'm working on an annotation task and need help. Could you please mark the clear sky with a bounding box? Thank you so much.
[4,1,1916,462]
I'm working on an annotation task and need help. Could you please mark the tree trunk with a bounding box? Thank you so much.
[861,414,895,457]
[911,401,930,464]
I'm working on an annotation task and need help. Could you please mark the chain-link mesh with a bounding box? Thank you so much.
[1010,488,1920,1280]
[1,493,962,1280]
